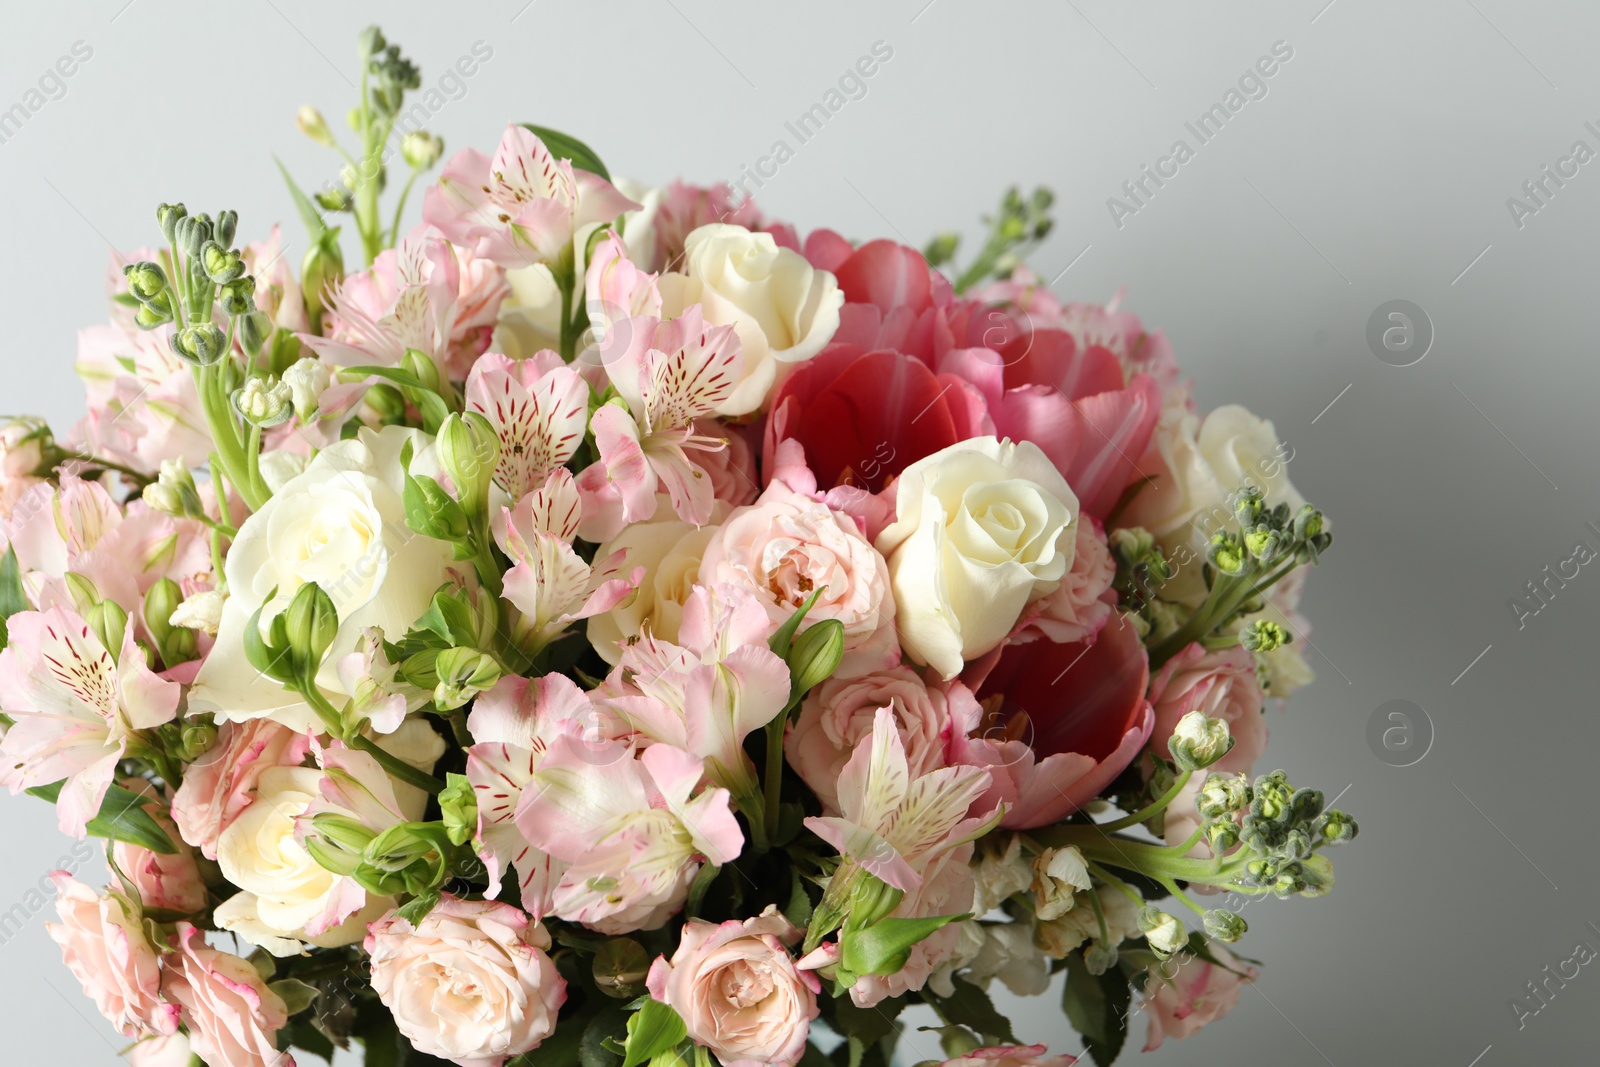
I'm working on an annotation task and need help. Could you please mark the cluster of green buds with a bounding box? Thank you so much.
[142,578,199,668]
[1110,526,1174,618]
[932,185,1057,292]
[132,204,265,364]
[306,813,456,902]
[1240,617,1292,652]
[1203,769,1357,899]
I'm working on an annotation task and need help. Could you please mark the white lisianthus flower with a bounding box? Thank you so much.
[188,425,459,731]
[659,223,843,415]
[875,437,1077,679]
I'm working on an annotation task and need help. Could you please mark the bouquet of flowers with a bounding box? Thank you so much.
[0,27,1355,1067]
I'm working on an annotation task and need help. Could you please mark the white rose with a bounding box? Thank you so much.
[212,766,391,956]
[1123,403,1302,605]
[492,263,565,360]
[875,437,1077,679]
[188,426,459,731]
[659,223,843,415]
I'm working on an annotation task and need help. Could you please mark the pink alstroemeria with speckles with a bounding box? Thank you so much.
[576,305,743,541]
[303,232,462,370]
[464,349,589,501]
[599,582,791,796]
[515,731,743,934]
[496,468,643,654]
[806,707,1000,893]
[423,123,638,268]
[0,606,180,836]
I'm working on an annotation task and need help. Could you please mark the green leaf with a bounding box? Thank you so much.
[520,124,612,181]
[768,587,825,657]
[580,1003,628,1067]
[269,977,320,1016]
[923,975,1018,1044]
[280,1017,336,1063]
[274,155,330,240]
[620,999,686,1067]
[828,993,904,1057]
[26,780,179,854]
[0,545,27,650]
[1063,951,1132,1066]
[840,913,967,979]
[343,365,453,432]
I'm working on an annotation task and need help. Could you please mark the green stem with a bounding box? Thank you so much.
[389,168,422,245]
[1087,861,1146,907]
[1101,769,1192,833]
[56,451,154,487]
[302,685,445,795]
[1035,824,1250,888]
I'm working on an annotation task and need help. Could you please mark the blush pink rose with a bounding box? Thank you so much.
[170,718,313,860]
[699,479,898,677]
[125,1033,193,1067]
[111,781,207,915]
[647,906,819,1067]
[1142,944,1257,1051]
[941,1045,1078,1067]
[162,923,292,1067]
[785,666,980,812]
[365,894,566,1067]
[1013,518,1116,645]
[694,416,760,508]
[44,873,179,1039]
[1148,643,1267,773]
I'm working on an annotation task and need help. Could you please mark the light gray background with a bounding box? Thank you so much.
[1,1,1594,1064]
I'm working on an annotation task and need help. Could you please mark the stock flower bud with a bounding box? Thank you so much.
[1292,504,1323,542]
[215,209,238,248]
[156,201,187,244]
[1031,846,1091,922]
[314,186,354,213]
[171,323,227,366]
[296,105,335,147]
[219,277,257,317]
[201,241,245,284]
[123,260,168,301]
[1207,532,1247,576]
[1240,619,1290,652]
[436,412,499,516]
[1196,773,1251,818]
[237,309,272,359]
[134,297,174,329]
[176,213,213,257]
[1205,818,1240,853]
[1083,940,1119,976]
[400,130,444,170]
[1242,525,1282,562]
[1234,485,1265,527]
[1138,907,1187,957]
[282,357,331,422]
[1203,909,1248,942]
[231,377,294,428]
[1316,809,1358,846]
[1167,710,1235,772]
[143,459,204,519]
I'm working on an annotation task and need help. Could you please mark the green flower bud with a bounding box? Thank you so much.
[200,241,244,284]
[1233,485,1265,527]
[123,261,168,301]
[438,773,478,847]
[400,348,441,393]
[156,202,187,245]
[786,619,845,703]
[1082,940,1119,976]
[923,232,960,268]
[1207,532,1248,576]
[1292,504,1323,542]
[296,105,336,147]
[175,213,213,257]
[219,276,258,318]
[1167,710,1235,772]
[1138,907,1188,957]
[314,186,353,213]
[176,718,218,762]
[436,412,500,516]
[1196,772,1252,818]
[215,209,238,249]
[1250,770,1294,822]
[1296,853,1335,898]
[1315,809,1358,846]
[432,647,501,711]
[1242,524,1282,562]
[142,578,196,665]
[1203,909,1248,942]
[1240,619,1290,652]
[63,572,101,616]
[357,24,387,59]
[305,813,375,876]
[1205,817,1241,853]
[281,581,339,684]
[401,130,444,170]
[86,599,129,658]
[231,377,294,428]
[238,309,272,359]
[301,231,345,328]
[592,938,650,999]
[282,357,331,422]
[134,297,175,329]
[171,323,227,366]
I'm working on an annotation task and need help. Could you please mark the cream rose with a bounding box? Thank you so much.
[646,906,819,1067]
[188,425,459,731]
[1122,403,1302,606]
[875,438,1077,679]
[701,480,897,677]
[366,895,566,1067]
[660,224,843,415]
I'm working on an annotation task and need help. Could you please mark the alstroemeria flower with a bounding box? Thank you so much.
[576,306,744,540]
[465,350,589,500]
[599,582,791,793]
[806,707,1000,893]
[303,232,464,370]
[423,123,638,268]
[0,606,180,836]
[497,468,643,653]
[515,731,743,933]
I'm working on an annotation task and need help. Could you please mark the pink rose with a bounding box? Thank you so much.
[44,873,178,1039]
[700,479,898,678]
[786,666,979,812]
[647,906,819,1067]
[693,416,760,508]
[111,781,207,915]
[1148,643,1267,773]
[941,1045,1078,1067]
[366,894,566,1067]
[163,923,293,1067]
[1013,519,1116,646]
[125,1033,193,1067]
[1142,944,1257,1051]
[170,718,313,860]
